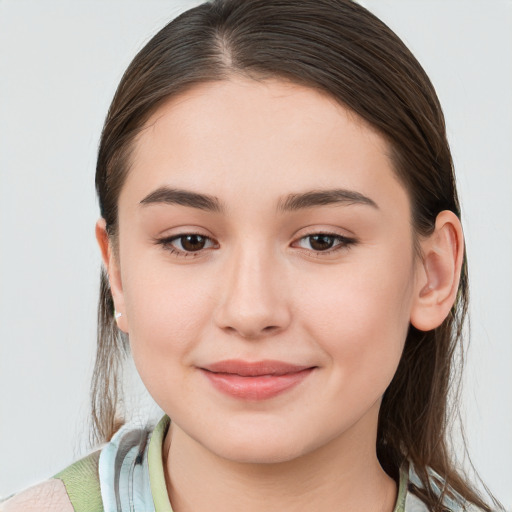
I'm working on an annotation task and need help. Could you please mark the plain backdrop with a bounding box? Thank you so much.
[0,0,511,508]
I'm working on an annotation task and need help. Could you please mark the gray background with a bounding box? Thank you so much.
[0,0,511,508]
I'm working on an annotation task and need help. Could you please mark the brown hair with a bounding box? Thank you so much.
[92,0,499,509]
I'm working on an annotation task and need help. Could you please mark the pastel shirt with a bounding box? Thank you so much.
[0,415,481,512]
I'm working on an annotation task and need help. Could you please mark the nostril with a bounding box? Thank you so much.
[223,324,282,340]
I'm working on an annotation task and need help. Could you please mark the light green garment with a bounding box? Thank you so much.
[47,415,470,512]
[53,415,172,512]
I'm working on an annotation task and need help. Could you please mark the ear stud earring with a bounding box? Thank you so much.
[115,311,122,320]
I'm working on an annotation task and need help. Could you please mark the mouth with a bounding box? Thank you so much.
[199,359,316,400]
[202,359,314,376]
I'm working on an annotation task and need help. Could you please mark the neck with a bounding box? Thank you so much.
[162,404,398,512]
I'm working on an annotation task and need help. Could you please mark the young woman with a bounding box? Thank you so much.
[1,0,502,511]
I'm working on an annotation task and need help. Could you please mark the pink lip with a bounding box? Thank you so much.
[200,359,315,400]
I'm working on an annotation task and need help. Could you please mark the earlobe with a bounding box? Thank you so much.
[410,211,464,332]
[95,218,128,333]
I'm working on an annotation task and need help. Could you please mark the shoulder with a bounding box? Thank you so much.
[0,450,103,512]
[54,450,104,511]
[0,416,170,512]
[404,462,490,512]
[0,478,74,512]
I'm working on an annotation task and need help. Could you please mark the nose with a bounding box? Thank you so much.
[212,242,292,340]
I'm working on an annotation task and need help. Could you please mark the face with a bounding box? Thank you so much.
[109,77,422,463]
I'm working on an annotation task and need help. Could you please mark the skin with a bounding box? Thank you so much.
[96,77,464,512]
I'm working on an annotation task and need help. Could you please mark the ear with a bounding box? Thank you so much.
[95,218,128,333]
[410,210,464,332]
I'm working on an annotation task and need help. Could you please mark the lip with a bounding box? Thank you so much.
[199,359,316,400]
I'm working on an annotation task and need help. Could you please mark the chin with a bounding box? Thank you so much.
[195,424,317,465]
[216,439,308,465]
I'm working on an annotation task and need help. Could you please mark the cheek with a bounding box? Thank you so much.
[119,251,215,386]
[297,249,415,391]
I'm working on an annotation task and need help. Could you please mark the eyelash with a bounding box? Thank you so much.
[156,233,218,259]
[155,231,357,259]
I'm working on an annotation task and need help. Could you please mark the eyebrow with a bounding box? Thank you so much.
[139,186,378,213]
[277,189,378,212]
[140,187,224,212]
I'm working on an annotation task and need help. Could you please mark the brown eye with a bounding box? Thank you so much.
[180,234,207,251]
[308,234,336,251]
[294,233,356,255]
[158,233,216,257]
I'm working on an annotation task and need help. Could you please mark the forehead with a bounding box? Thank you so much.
[122,77,408,216]
[135,76,385,164]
